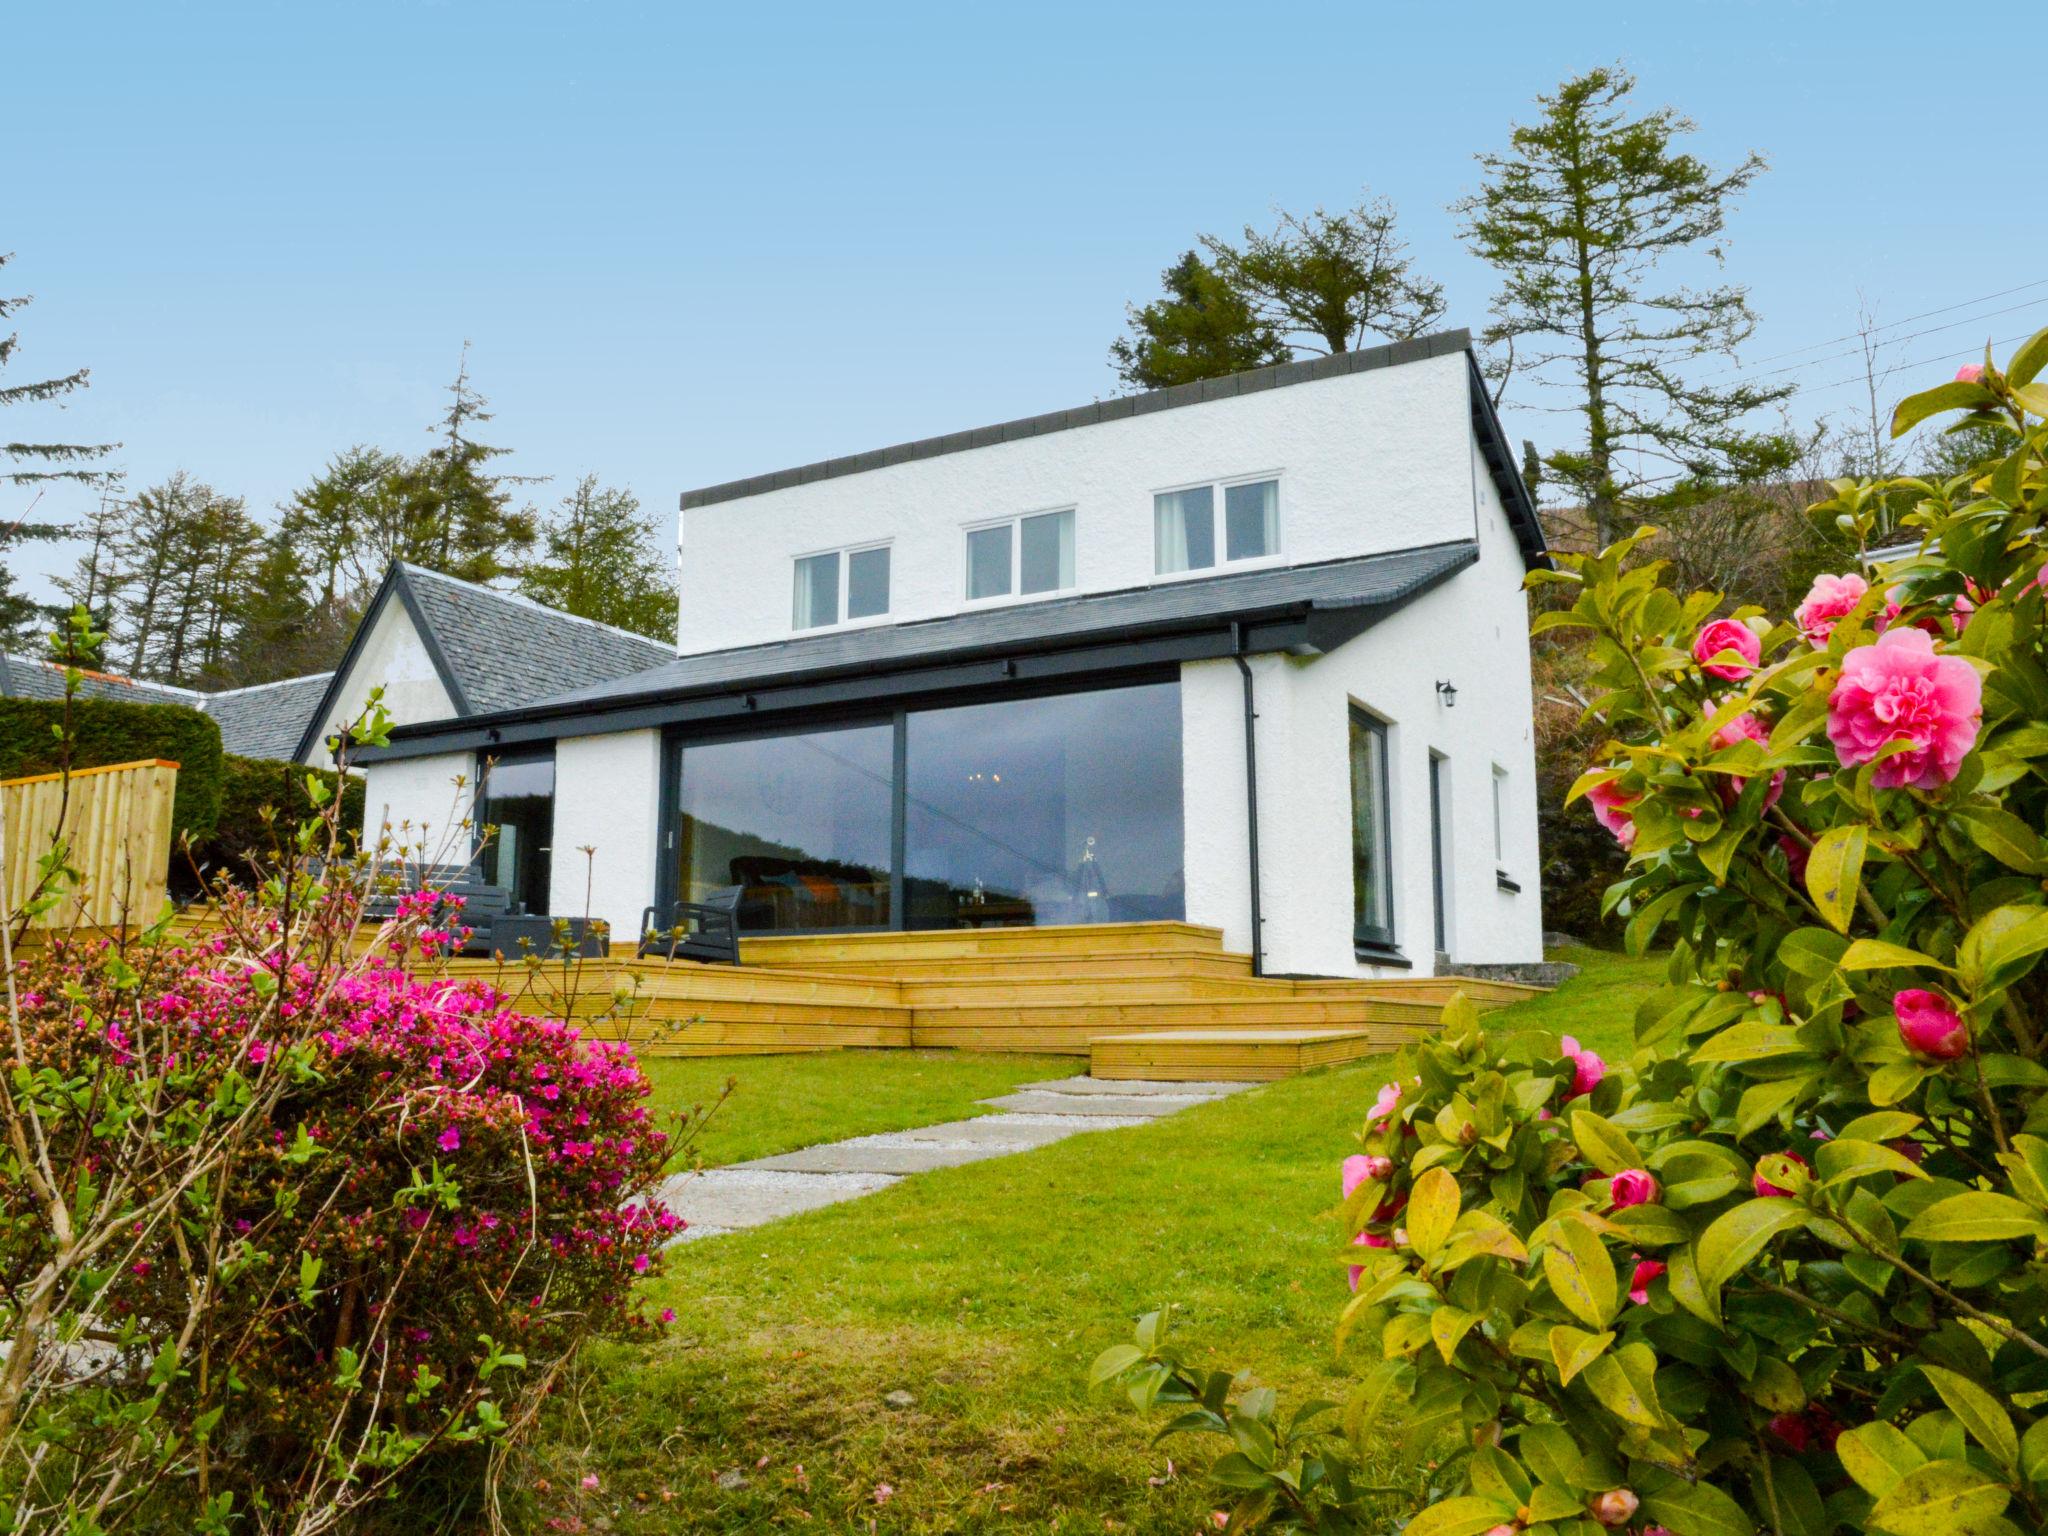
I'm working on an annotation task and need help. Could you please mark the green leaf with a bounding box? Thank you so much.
[1869,1061,1931,1107]
[1549,1325,1614,1387]
[2008,325,2048,388]
[1571,1108,1644,1176]
[1696,1199,1808,1295]
[1407,1166,1461,1262]
[1954,805,2048,875]
[1840,939,1950,973]
[1430,1305,1482,1365]
[1837,1420,1925,1498]
[1892,379,1995,437]
[1958,904,2048,994]
[1902,1191,2048,1244]
[1691,1021,1812,1065]
[1583,1347,1664,1429]
[1815,1138,1929,1186]
[1805,824,1867,934]
[1640,1478,1756,1536]
[1736,1078,1810,1138]
[1867,1458,2009,1534]
[1919,1366,2018,1472]
[1400,1495,1520,1536]
[1542,1215,1618,1328]
[1088,1345,1142,1386]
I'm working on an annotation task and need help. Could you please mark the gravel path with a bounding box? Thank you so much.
[655,1075,1250,1241]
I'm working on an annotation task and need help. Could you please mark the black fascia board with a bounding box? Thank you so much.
[1465,353,1549,570]
[291,563,408,763]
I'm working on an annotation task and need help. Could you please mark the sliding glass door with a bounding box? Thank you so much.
[663,679,1185,934]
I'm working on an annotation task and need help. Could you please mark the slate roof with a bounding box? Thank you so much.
[393,566,674,715]
[0,653,334,761]
[365,541,1478,761]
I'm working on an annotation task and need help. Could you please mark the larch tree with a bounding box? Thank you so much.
[398,345,541,584]
[1453,65,1797,547]
[517,475,677,642]
[0,251,119,644]
[1110,252,1289,391]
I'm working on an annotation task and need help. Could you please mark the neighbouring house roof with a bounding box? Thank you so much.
[0,651,336,762]
[292,563,677,762]
[361,540,1481,762]
[679,328,1549,571]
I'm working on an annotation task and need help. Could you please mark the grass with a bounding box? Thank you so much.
[641,1049,1072,1169]
[520,951,1657,1533]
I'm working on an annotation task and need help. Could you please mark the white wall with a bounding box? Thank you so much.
[676,351,1474,655]
[307,597,457,766]
[1178,434,1543,976]
[546,729,662,942]
[360,751,476,868]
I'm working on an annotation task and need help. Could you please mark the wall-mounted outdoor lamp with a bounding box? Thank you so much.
[1435,680,1458,708]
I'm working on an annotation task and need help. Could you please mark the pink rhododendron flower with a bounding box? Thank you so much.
[1589,1488,1640,1527]
[1628,1258,1667,1305]
[1754,1152,1809,1199]
[660,1307,676,1323]
[1793,572,1869,648]
[1584,778,1638,848]
[1608,1169,1660,1210]
[632,1253,651,1274]
[580,1473,600,1491]
[1894,988,1968,1060]
[1560,1036,1605,1098]
[438,1125,461,1152]
[1825,627,1981,788]
[1709,711,1784,811]
[247,1040,270,1064]
[1693,617,1761,680]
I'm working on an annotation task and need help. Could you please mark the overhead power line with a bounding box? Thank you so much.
[1729,277,2048,370]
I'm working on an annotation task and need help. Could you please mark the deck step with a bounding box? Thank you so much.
[1090,1028,1382,1082]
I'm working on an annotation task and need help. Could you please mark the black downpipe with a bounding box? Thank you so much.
[1232,629,1264,977]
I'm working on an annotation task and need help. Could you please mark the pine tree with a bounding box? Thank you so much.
[401,345,541,584]
[278,445,407,604]
[1110,253,1289,391]
[0,251,119,643]
[1454,65,1797,547]
[518,476,676,642]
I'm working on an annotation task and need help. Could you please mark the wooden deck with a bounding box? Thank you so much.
[158,914,1539,1079]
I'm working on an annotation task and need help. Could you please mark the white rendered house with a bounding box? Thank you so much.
[355,330,1548,978]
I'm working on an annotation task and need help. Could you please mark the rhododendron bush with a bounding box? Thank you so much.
[0,688,679,1533]
[1097,336,2048,1536]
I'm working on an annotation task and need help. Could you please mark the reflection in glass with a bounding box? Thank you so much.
[792,551,840,629]
[675,724,893,931]
[904,682,1184,929]
[1019,510,1074,594]
[479,748,555,914]
[1350,709,1394,946]
[1224,479,1278,560]
[847,546,891,619]
[1153,486,1215,573]
[965,525,1012,600]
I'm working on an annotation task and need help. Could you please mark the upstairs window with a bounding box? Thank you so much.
[965,509,1075,601]
[1155,477,1279,574]
[793,543,891,630]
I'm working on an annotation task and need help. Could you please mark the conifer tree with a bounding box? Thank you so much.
[1454,65,1796,546]
[518,476,676,642]
[400,345,541,584]
[0,251,119,643]
[1110,253,1289,391]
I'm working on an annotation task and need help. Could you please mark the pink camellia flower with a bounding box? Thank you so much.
[1777,833,1810,882]
[1608,1169,1660,1210]
[1589,1488,1640,1527]
[1710,711,1785,811]
[1794,572,1869,648]
[1894,988,1969,1061]
[1628,1258,1667,1305]
[1560,1036,1605,1098]
[1754,1152,1810,1199]
[1768,1412,1811,1452]
[1955,362,1984,383]
[1342,1154,1372,1197]
[1362,1154,1394,1181]
[1584,778,1638,849]
[1365,1080,1403,1125]
[1693,617,1762,680]
[1825,627,1982,789]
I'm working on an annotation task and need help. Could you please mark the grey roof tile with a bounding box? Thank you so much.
[395,567,675,716]
[0,655,332,761]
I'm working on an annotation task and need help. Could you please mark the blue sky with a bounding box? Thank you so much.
[8,0,2043,606]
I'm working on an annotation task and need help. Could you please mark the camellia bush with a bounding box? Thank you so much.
[1096,332,2048,1536]
[0,670,683,1533]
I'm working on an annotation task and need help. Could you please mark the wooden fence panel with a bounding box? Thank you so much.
[1,759,179,930]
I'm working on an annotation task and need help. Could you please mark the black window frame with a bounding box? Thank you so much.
[1348,705,1397,953]
[475,743,557,916]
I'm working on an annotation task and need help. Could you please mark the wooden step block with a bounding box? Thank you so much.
[1090,1028,1383,1082]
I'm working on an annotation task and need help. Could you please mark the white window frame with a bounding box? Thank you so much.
[960,506,1077,606]
[791,538,893,633]
[1150,470,1285,582]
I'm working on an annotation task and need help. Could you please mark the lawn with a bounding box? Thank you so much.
[521,950,1658,1533]
[641,1049,1072,1169]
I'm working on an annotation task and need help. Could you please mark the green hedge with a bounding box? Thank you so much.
[0,696,225,845]
[190,755,366,882]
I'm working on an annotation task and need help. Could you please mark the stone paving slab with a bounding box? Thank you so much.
[885,1114,1141,1146]
[1016,1076,1252,1098]
[658,1167,899,1239]
[742,1137,1020,1175]
[977,1089,1200,1118]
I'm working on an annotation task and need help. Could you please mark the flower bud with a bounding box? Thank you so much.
[1754,1151,1809,1199]
[1894,988,1968,1061]
[1363,1155,1395,1180]
[1608,1169,1660,1210]
[1589,1488,1639,1527]
[1955,363,1984,383]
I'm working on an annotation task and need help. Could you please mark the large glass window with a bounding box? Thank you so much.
[1350,708,1395,949]
[674,723,894,931]
[965,510,1074,601]
[478,747,556,915]
[904,682,1183,929]
[663,680,1186,934]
